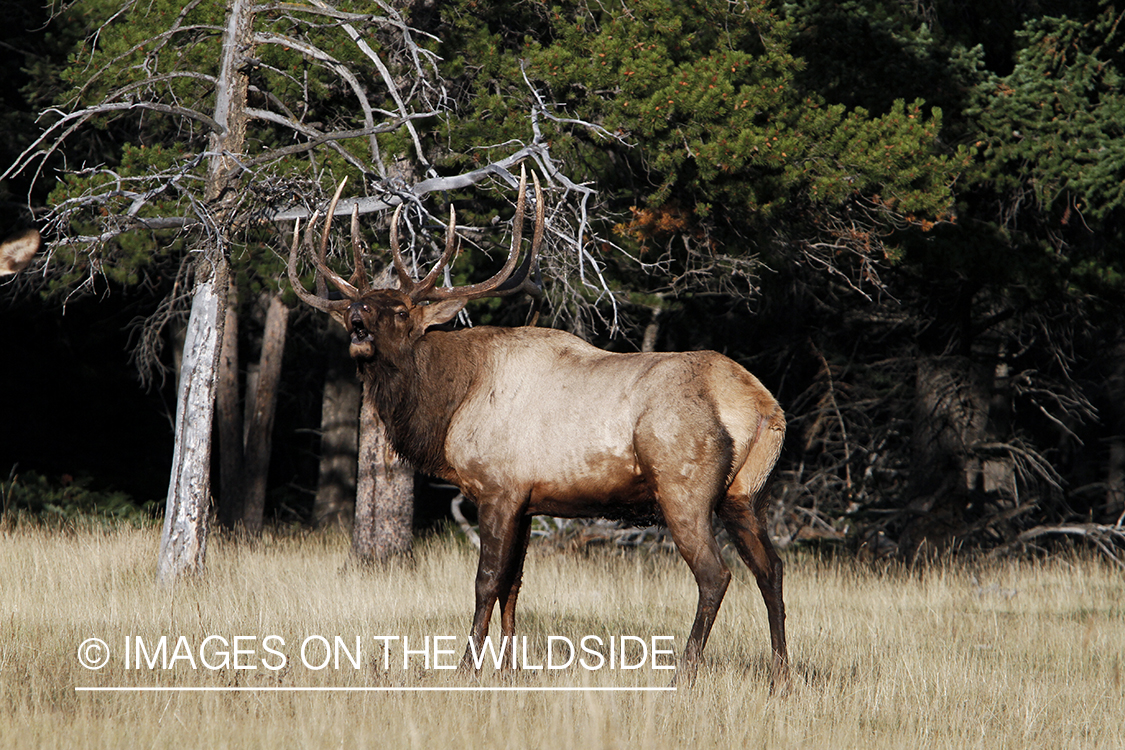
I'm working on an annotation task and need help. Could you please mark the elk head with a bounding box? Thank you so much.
[288,168,545,362]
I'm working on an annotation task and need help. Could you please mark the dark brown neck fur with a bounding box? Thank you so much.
[357,329,480,479]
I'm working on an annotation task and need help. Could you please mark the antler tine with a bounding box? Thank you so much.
[491,171,544,290]
[348,203,370,293]
[309,178,360,300]
[389,203,417,294]
[482,170,545,326]
[319,177,347,253]
[306,210,327,299]
[287,214,350,315]
[411,204,461,301]
[529,170,545,258]
[422,165,531,302]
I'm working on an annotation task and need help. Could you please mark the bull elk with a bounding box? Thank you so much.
[289,169,789,689]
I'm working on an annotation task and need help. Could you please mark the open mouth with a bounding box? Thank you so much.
[349,311,373,344]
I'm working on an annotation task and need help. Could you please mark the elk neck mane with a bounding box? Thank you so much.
[356,326,486,479]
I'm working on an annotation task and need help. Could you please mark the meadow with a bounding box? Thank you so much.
[1,523,1122,748]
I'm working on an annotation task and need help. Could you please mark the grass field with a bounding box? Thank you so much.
[1,523,1122,748]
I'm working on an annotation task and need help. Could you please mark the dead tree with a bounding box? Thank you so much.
[3,1,624,577]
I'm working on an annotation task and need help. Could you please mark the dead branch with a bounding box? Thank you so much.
[251,31,382,164]
[242,107,382,174]
[306,0,441,172]
[450,493,480,549]
[989,522,1125,569]
[2,101,221,193]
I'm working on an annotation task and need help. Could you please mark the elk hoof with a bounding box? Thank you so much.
[670,658,698,689]
[769,661,792,697]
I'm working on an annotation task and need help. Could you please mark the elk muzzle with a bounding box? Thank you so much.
[347,303,376,360]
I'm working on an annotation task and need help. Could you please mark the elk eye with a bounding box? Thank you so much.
[395,310,408,320]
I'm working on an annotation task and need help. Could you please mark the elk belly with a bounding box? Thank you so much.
[526,464,660,520]
[445,402,657,517]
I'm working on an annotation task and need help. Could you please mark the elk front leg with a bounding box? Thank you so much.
[498,515,533,648]
[459,498,529,671]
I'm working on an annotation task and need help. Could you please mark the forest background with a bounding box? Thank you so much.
[1,0,1123,566]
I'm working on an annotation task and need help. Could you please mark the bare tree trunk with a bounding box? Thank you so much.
[215,287,291,534]
[352,391,379,561]
[157,0,254,583]
[374,428,415,559]
[157,264,226,584]
[217,277,244,528]
[641,300,663,353]
[314,324,360,529]
[353,382,414,563]
[241,293,289,534]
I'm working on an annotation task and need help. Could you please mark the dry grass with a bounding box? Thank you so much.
[1,523,1122,748]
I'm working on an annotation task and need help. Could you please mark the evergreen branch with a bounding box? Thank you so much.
[68,19,223,106]
[252,31,382,170]
[243,107,373,174]
[304,0,440,172]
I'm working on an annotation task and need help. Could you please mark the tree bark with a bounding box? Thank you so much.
[157,266,226,584]
[215,287,291,534]
[240,293,289,534]
[902,355,990,555]
[641,300,663,353]
[157,0,254,583]
[353,381,414,563]
[314,323,360,529]
[216,277,244,528]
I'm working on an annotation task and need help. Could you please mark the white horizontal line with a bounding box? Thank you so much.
[76,686,675,693]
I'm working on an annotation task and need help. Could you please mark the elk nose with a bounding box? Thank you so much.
[347,301,366,324]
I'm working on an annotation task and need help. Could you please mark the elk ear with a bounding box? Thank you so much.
[416,298,468,331]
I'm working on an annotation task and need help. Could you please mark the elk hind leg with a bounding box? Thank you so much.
[661,498,732,684]
[718,462,789,691]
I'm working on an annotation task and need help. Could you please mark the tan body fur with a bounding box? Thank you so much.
[434,326,784,520]
[0,229,39,276]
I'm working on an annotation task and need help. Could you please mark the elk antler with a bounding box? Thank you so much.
[288,178,359,315]
[388,201,460,298]
[290,167,545,316]
[288,212,340,315]
[489,173,546,324]
[391,165,545,305]
[349,204,370,294]
[311,178,361,300]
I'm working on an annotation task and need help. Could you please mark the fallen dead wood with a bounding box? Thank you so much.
[989,522,1125,569]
